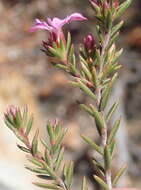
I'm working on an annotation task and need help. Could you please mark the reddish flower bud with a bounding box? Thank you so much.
[84,33,96,52]
[113,0,119,8]
[4,105,22,130]
[103,1,110,10]
[42,34,57,52]
[5,105,19,119]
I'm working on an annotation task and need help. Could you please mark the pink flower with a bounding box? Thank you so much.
[30,13,87,44]
[113,0,119,8]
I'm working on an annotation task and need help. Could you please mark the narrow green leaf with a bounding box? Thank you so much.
[94,175,109,190]
[26,115,33,135]
[42,164,57,180]
[111,21,124,37]
[66,32,71,53]
[49,47,63,60]
[44,149,51,166]
[115,0,132,19]
[81,61,92,81]
[95,49,101,65]
[65,161,74,188]
[27,156,43,167]
[55,147,64,171]
[92,158,105,175]
[80,104,95,117]
[100,82,112,110]
[70,57,77,75]
[107,32,119,50]
[55,64,67,71]
[69,45,75,63]
[15,110,22,129]
[109,140,116,156]
[22,106,28,127]
[81,177,88,190]
[106,102,118,122]
[31,130,39,155]
[14,130,26,144]
[47,122,55,145]
[53,129,67,153]
[59,38,65,53]
[17,144,30,153]
[103,78,111,85]
[108,119,121,144]
[54,123,61,137]
[81,135,103,155]
[90,104,106,135]
[106,11,112,30]
[63,164,67,177]
[77,79,97,101]
[112,49,123,64]
[95,25,104,42]
[33,182,62,190]
[92,67,98,87]
[113,164,127,186]
[69,81,79,88]
[5,114,14,126]
[80,55,88,66]
[112,73,118,83]
[41,139,50,150]
[4,119,14,131]
[25,166,48,174]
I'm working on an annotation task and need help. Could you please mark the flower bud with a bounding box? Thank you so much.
[4,105,22,129]
[84,33,96,52]
[103,1,110,10]
[5,105,19,118]
[113,0,119,8]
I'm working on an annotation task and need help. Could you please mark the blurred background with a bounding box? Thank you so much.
[0,0,141,190]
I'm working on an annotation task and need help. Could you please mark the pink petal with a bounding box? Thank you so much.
[51,18,65,28]
[65,13,87,23]
[30,19,52,32]
[30,13,87,34]
[47,13,87,30]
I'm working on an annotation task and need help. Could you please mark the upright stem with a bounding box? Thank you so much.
[99,31,111,74]
[106,170,112,190]
[96,30,112,190]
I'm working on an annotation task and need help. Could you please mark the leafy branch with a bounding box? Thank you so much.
[4,106,73,190]
[4,0,132,190]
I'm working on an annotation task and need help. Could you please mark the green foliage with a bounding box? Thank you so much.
[81,177,88,190]
[4,0,132,190]
[113,164,127,186]
[94,175,109,190]
[4,109,72,190]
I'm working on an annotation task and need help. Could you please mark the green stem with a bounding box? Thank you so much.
[97,30,112,190]
[99,31,111,74]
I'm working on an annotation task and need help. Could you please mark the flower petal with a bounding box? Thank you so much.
[30,19,52,32]
[65,13,87,23]
[47,13,87,30]
[30,13,87,34]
